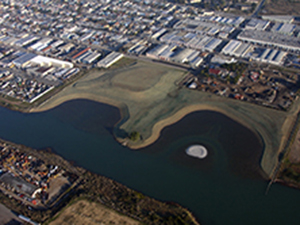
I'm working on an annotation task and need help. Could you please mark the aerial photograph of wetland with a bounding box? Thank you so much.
[1,0,300,225]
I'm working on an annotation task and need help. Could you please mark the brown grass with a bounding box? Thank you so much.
[49,199,141,225]
[263,0,300,15]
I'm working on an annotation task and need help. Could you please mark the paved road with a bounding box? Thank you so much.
[252,0,266,18]
[0,203,23,224]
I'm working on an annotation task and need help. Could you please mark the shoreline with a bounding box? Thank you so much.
[30,93,262,150]
[125,103,263,149]
[28,90,294,178]
[0,138,200,225]
[20,60,300,178]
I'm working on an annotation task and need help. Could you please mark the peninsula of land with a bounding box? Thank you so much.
[28,58,300,179]
[0,0,300,182]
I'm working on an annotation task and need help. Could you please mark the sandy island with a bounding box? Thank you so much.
[30,58,300,178]
[186,145,208,159]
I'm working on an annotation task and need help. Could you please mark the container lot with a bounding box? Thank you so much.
[0,141,75,207]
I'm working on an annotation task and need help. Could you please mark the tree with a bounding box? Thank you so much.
[129,131,140,142]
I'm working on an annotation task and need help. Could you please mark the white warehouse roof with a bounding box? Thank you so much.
[30,55,73,68]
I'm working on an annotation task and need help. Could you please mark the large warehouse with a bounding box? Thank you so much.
[12,53,74,68]
[238,30,300,52]
[97,52,124,68]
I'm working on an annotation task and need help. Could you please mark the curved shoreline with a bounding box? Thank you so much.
[28,59,299,178]
[125,103,261,149]
[30,90,291,178]
[31,93,263,151]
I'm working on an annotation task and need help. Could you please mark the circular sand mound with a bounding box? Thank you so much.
[186,145,208,159]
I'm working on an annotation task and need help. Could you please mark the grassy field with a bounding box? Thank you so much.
[48,199,141,225]
[30,58,300,178]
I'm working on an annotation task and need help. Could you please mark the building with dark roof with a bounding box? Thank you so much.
[0,172,38,197]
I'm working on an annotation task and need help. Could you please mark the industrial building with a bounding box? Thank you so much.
[30,55,73,68]
[174,19,225,35]
[78,32,95,43]
[97,51,123,68]
[14,35,39,47]
[222,40,252,58]
[209,15,245,27]
[146,44,204,67]
[51,40,64,48]
[29,42,48,52]
[203,38,222,52]
[246,47,287,65]
[233,43,252,58]
[146,44,169,59]
[160,31,222,52]
[29,37,53,51]
[82,51,101,64]
[262,15,295,23]
[0,172,38,197]
[157,44,177,60]
[58,43,75,53]
[71,47,91,61]
[146,44,177,61]
[0,36,18,46]
[13,53,37,68]
[218,26,236,39]
[222,40,241,55]
[13,52,74,68]
[245,19,270,30]
[174,18,235,38]
[271,23,296,35]
[151,28,167,39]
[238,30,300,52]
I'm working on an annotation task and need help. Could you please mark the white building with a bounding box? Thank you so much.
[97,52,124,68]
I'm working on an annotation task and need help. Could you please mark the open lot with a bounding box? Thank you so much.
[48,175,71,203]
[31,58,300,177]
[49,199,141,225]
[262,0,300,15]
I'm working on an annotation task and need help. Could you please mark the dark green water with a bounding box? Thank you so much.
[1,99,300,225]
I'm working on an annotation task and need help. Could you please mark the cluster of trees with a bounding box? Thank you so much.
[129,131,140,142]
[221,62,247,84]
[81,170,200,225]
[280,167,300,183]
[221,62,247,72]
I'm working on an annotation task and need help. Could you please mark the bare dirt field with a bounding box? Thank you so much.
[49,199,141,225]
[262,0,300,15]
[30,58,300,178]
[48,175,70,202]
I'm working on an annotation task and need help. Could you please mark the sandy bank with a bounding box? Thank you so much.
[126,103,258,149]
